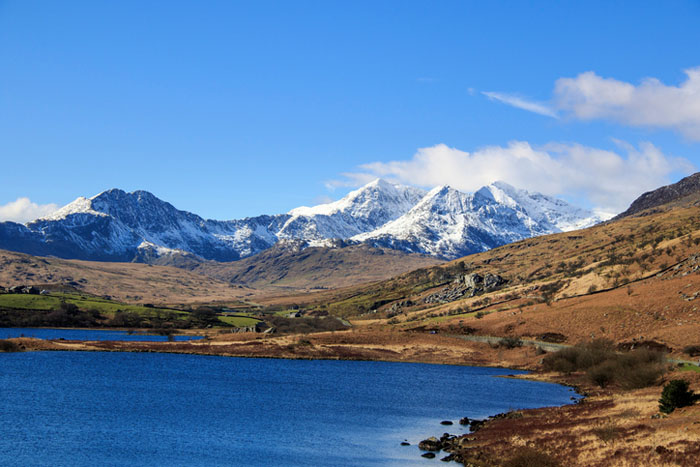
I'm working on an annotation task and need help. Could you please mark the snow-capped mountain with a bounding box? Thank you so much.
[278,179,425,243]
[353,182,601,259]
[18,189,288,261]
[0,180,603,262]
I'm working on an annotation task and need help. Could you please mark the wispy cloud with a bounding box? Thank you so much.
[0,198,59,223]
[482,91,558,118]
[554,67,700,141]
[483,67,700,141]
[330,141,693,215]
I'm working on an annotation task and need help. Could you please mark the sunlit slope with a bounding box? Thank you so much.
[311,192,700,350]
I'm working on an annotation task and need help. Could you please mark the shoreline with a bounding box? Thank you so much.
[4,329,700,465]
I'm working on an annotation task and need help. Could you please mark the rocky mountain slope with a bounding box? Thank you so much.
[0,179,601,262]
[353,182,600,259]
[614,172,700,219]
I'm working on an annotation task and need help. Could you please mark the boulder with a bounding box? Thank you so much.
[458,417,470,425]
[440,420,453,426]
[418,436,442,451]
[462,273,483,289]
[421,452,436,459]
[483,273,506,290]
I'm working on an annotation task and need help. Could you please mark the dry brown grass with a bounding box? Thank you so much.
[0,250,254,305]
[449,371,700,466]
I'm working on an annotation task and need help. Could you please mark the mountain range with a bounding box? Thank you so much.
[0,179,602,262]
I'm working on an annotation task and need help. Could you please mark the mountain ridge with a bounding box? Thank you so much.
[0,179,602,262]
[614,172,700,219]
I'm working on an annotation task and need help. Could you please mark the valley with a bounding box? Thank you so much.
[2,174,700,465]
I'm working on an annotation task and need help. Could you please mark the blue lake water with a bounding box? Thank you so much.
[0,352,580,466]
[0,327,203,341]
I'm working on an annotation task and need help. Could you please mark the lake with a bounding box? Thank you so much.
[0,327,203,341]
[0,352,580,466]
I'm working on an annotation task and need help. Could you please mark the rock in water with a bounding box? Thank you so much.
[418,436,443,451]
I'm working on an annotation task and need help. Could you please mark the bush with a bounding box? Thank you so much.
[682,345,700,357]
[543,340,667,388]
[592,421,620,443]
[499,336,523,349]
[587,361,617,388]
[615,349,666,389]
[659,379,696,414]
[543,339,615,374]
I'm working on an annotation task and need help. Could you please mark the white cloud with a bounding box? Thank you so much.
[482,91,558,118]
[332,141,694,215]
[0,198,59,223]
[554,68,700,140]
[485,67,700,140]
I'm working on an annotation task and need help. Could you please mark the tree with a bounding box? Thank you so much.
[659,379,696,414]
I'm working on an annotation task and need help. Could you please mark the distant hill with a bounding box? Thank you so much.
[0,240,440,301]
[0,249,252,305]
[189,241,442,289]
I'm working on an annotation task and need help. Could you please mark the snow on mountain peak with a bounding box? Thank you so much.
[288,178,424,217]
[37,196,108,221]
[353,181,603,259]
[278,179,426,241]
[12,179,605,263]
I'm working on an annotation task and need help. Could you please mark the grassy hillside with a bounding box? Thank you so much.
[0,250,256,306]
[296,193,700,352]
[0,291,239,329]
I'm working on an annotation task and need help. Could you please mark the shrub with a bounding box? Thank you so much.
[587,361,617,388]
[682,345,700,357]
[499,336,523,349]
[543,340,666,388]
[659,379,696,414]
[616,349,666,389]
[592,421,620,443]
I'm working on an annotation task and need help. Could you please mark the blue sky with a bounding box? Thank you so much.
[1,1,699,221]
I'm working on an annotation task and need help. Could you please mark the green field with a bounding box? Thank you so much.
[218,315,261,327]
[679,363,700,373]
[0,292,183,318]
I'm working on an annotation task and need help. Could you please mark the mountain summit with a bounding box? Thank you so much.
[353,182,601,259]
[0,180,601,262]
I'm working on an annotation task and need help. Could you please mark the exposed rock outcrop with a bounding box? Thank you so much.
[424,273,507,304]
